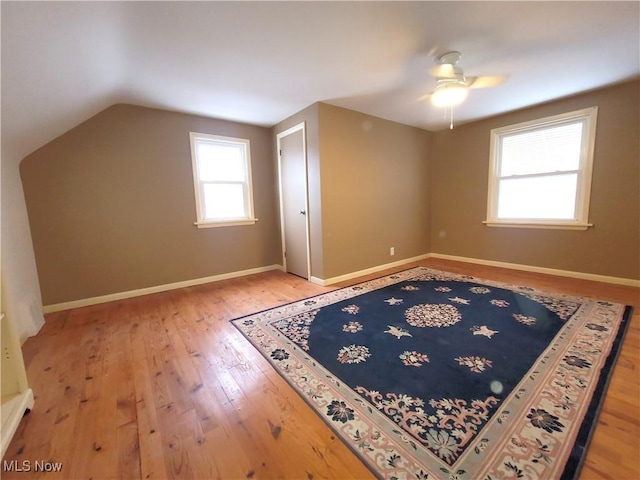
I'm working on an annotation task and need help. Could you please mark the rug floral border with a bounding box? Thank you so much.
[231,267,631,480]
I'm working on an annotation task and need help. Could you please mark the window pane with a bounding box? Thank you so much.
[497,174,578,220]
[203,184,246,219]
[500,122,583,176]
[196,142,245,182]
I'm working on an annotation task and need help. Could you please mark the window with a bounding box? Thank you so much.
[485,107,598,230]
[189,132,256,228]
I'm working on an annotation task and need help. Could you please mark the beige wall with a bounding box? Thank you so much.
[317,104,432,279]
[274,103,432,281]
[430,80,640,280]
[21,104,282,305]
[21,81,638,308]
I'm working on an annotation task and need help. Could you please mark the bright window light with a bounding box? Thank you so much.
[203,184,246,219]
[189,132,256,227]
[486,107,598,230]
[497,174,578,219]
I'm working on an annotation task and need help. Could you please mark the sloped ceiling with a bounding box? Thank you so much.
[2,1,639,163]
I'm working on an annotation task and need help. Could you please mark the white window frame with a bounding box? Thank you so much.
[485,107,598,230]
[189,132,257,228]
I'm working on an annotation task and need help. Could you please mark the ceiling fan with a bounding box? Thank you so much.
[427,51,507,128]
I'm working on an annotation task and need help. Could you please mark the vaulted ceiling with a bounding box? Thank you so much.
[2,1,639,163]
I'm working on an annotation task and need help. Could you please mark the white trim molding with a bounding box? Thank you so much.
[276,122,312,279]
[194,218,258,228]
[486,106,598,230]
[482,220,592,231]
[43,265,284,313]
[189,132,256,227]
[42,253,639,314]
[428,253,640,287]
[310,254,432,286]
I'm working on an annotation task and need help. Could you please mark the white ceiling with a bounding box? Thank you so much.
[2,1,639,162]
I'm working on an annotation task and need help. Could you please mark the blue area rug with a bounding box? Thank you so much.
[231,267,632,479]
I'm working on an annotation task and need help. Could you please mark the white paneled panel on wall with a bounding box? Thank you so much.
[1,312,34,457]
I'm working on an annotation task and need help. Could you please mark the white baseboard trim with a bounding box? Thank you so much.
[309,253,432,286]
[428,253,640,287]
[43,253,638,314]
[43,264,284,313]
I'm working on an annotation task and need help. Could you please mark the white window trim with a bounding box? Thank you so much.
[189,132,258,228]
[485,107,598,231]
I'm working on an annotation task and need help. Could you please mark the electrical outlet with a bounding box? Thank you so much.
[390,247,395,256]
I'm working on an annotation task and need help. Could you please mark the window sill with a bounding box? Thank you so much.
[195,218,258,228]
[483,220,593,231]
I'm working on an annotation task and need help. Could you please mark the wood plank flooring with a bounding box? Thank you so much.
[2,258,639,479]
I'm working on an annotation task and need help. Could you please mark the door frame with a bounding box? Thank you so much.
[276,122,311,279]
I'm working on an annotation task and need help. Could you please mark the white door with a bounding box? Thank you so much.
[277,123,310,279]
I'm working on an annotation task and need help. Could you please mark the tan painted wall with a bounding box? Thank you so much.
[317,104,432,279]
[21,104,281,305]
[21,81,637,308]
[430,80,640,280]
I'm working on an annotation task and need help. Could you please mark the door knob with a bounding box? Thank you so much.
[299,210,306,215]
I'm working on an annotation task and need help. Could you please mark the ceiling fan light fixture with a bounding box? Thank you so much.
[431,82,469,107]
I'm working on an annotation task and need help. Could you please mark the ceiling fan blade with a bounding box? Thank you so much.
[428,64,461,79]
[466,75,508,89]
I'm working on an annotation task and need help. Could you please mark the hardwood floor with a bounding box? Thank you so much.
[3,258,639,479]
